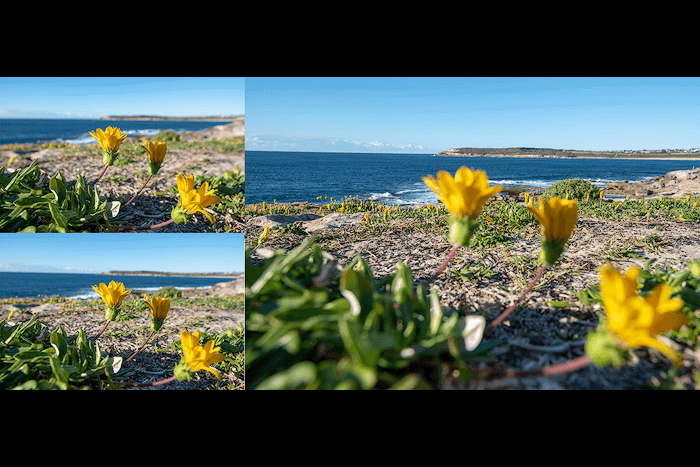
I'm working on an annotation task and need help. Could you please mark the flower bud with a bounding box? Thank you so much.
[102,151,119,166]
[447,217,479,247]
[171,205,192,224]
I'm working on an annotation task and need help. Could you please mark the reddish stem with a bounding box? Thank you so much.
[125,329,156,363]
[91,165,109,186]
[93,320,111,339]
[473,354,591,381]
[425,243,460,286]
[123,174,153,208]
[485,262,548,334]
[115,218,175,231]
[112,375,177,388]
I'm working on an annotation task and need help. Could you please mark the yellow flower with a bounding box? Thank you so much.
[258,225,270,244]
[527,196,578,265]
[89,126,128,153]
[92,280,132,320]
[180,183,220,224]
[142,139,168,175]
[176,173,195,199]
[527,196,578,245]
[145,296,170,331]
[599,263,688,365]
[180,330,225,379]
[422,166,502,220]
[92,280,132,309]
[174,174,221,224]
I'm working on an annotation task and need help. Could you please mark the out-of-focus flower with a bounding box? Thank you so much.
[598,263,688,365]
[258,225,270,245]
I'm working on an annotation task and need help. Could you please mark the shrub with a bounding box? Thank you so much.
[153,130,181,142]
[154,286,182,298]
[543,178,599,202]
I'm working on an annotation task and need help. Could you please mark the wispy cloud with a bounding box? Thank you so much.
[247,134,434,153]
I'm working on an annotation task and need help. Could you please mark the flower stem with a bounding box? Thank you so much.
[540,354,591,376]
[125,329,156,363]
[425,243,460,286]
[91,165,109,186]
[123,174,153,208]
[93,320,111,340]
[485,262,548,334]
[115,218,175,231]
[112,375,178,388]
[474,354,591,381]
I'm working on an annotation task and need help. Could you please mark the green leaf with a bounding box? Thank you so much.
[49,176,66,203]
[50,327,68,358]
[49,357,70,390]
[255,361,317,390]
[340,267,374,317]
[429,288,443,336]
[391,261,414,322]
[48,203,67,230]
[13,196,48,208]
[548,300,577,308]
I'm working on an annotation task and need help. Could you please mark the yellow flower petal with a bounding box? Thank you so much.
[179,329,225,379]
[527,196,578,245]
[91,280,132,308]
[146,296,171,320]
[422,166,501,219]
[598,263,688,365]
[143,140,168,164]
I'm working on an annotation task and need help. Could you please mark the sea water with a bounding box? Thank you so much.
[246,151,700,206]
[0,119,232,146]
[0,271,232,300]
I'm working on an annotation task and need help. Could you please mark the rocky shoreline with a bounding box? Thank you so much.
[602,167,700,199]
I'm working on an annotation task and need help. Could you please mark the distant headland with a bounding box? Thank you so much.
[101,271,240,278]
[99,115,238,122]
[436,146,700,159]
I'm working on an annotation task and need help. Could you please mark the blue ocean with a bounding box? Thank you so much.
[0,271,234,300]
[246,150,700,206]
[0,119,233,146]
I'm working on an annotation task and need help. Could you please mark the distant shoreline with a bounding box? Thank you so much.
[100,271,241,278]
[436,147,700,161]
[100,115,238,122]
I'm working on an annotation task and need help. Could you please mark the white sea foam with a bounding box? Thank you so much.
[60,128,181,146]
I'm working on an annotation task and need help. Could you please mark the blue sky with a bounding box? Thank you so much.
[246,77,700,153]
[0,234,245,274]
[0,77,245,119]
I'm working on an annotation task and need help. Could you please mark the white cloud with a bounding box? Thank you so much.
[248,134,435,154]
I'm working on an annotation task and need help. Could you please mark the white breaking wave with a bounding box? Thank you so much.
[60,128,181,146]
[67,284,213,300]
